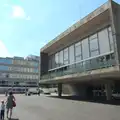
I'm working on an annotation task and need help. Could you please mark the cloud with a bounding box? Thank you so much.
[12,5,31,20]
[0,40,12,57]
[12,5,25,18]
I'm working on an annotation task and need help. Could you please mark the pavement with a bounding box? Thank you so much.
[0,94,120,120]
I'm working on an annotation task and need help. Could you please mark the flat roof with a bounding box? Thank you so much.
[41,1,111,52]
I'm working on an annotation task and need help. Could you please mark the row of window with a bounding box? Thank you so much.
[9,67,38,73]
[49,26,114,69]
[13,60,39,67]
[0,59,39,67]
[0,66,39,73]
[0,59,12,64]
[0,81,37,86]
[9,74,38,79]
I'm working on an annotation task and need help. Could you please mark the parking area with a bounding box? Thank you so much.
[0,94,119,120]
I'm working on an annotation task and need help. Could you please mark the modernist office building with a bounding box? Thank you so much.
[40,0,120,100]
[0,55,39,93]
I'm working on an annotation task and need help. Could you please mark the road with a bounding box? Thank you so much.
[1,94,120,120]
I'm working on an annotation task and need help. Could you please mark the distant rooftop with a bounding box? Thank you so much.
[0,55,39,61]
[25,55,39,61]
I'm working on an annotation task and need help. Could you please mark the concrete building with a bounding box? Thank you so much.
[0,55,39,93]
[40,0,120,100]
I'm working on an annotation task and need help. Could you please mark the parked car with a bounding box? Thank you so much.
[112,93,120,100]
[42,88,51,95]
[25,91,31,96]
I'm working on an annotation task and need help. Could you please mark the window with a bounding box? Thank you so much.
[91,50,99,57]
[0,59,12,64]
[30,68,32,73]
[98,28,110,54]
[21,61,23,65]
[89,34,99,57]
[24,68,26,72]
[36,76,38,79]
[21,68,23,72]
[27,75,29,79]
[69,45,75,64]
[32,75,35,79]
[89,38,98,51]
[34,68,38,73]
[30,75,32,79]
[51,55,55,68]
[0,65,8,71]
[75,42,82,62]
[23,75,26,79]
[28,68,30,72]
[55,53,59,67]
[82,38,89,59]
[59,50,63,66]
[63,48,69,65]
[48,56,52,69]
[27,68,29,72]
[8,67,12,71]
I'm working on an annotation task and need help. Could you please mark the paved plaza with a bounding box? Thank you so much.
[0,94,120,120]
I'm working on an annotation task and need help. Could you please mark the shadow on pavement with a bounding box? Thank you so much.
[49,95,120,106]
[9,118,19,120]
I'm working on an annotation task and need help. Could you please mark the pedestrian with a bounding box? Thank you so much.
[6,91,16,119]
[38,89,40,96]
[5,91,8,97]
[0,100,5,120]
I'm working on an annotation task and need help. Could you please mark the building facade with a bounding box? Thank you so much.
[40,0,120,100]
[0,55,39,93]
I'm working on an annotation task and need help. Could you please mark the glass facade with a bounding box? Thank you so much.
[82,38,89,59]
[89,33,99,57]
[0,57,39,87]
[13,59,39,67]
[0,65,8,71]
[55,53,59,67]
[98,28,110,54]
[0,59,12,64]
[63,48,69,65]
[69,45,75,64]
[75,42,82,62]
[48,26,114,70]
[59,51,64,66]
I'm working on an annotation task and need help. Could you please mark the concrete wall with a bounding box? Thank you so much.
[114,4,120,64]
[40,52,48,75]
[62,84,88,99]
[110,2,120,65]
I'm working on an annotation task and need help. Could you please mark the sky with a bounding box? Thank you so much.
[0,0,119,57]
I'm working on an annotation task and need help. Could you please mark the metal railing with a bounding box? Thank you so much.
[41,55,117,80]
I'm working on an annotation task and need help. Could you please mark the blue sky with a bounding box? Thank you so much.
[0,0,119,57]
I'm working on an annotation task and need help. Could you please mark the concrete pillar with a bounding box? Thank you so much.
[69,84,87,99]
[58,83,62,97]
[105,83,112,100]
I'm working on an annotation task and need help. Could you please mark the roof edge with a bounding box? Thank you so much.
[40,0,114,52]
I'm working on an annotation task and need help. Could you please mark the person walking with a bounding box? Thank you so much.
[6,92,16,119]
[0,100,5,120]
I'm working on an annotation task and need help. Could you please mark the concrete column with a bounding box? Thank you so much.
[105,83,112,100]
[58,83,62,97]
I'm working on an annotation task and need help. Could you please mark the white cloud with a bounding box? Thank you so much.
[0,40,12,57]
[12,5,31,20]
[12,6,25,18]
